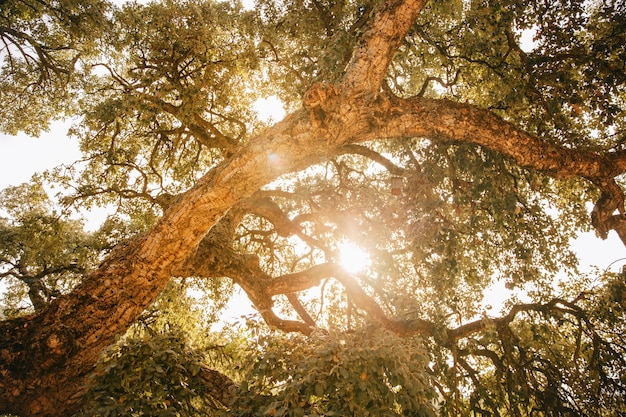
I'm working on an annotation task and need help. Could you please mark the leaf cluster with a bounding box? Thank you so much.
[234,326,435,417]
[0,0,111,134]
[64,0,262,211]
[0,181,102,316]
[393,0,626,149]
[79,330,224,417]
[253,0,375,101]
[428,272,626,416]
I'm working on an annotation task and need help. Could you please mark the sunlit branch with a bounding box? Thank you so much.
[242,196,331,254]
[203,109,248,145]
[380,96,626,179]
[286,293,317,327]
[340,0,430,94]
[264,260,608,349]
[72,184,160,207]
[265,263,333,296]
[91,63,130,88]
[257,307,315,335]
[336,144,406,175]
[361,94,626,240]
[415,72,460,97]
[186,228,605,346]
[264,262,436,336]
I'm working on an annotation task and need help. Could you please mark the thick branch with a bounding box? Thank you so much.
[376,96,626,180]
[179,226,603,357]
[340,0,430,94]
[357,94,626,239]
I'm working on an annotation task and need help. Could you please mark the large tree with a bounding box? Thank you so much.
[1,0,626,415]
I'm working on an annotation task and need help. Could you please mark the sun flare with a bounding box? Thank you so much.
[338,241,371,274]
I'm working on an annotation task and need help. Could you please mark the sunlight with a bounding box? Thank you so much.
[480,280,511,314]
[253,95,286,123]
[519,26,539,52]
[241,0,255,10]
[338,241,371,274]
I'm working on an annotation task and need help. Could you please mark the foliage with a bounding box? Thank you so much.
[133,279,235,344]
[78,329,225,417]
[396,0,626,148]
[0,0,111,135]
[234,324,435,417]
[252,0,374,99]
[0,180,102,315]
[65,0,262,212]
[427,269,626,415]
[77,279,241,417]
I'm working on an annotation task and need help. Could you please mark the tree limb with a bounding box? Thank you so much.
[340,0,430,94]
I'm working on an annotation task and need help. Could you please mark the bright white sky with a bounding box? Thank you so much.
[0,120,80,190]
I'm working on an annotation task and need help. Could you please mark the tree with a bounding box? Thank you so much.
[1,0,625,415]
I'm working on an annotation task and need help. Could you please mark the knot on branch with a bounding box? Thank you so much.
[590,179,625,239]
[303,83,338,129]
[39,326,76,371]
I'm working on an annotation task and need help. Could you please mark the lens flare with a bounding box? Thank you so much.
[338,241,371,274]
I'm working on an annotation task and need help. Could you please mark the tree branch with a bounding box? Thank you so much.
[340,0,430,94]
[336,143,406,175]
[357,94,626,239]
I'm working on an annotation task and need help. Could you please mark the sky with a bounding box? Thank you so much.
[0,120,80,190]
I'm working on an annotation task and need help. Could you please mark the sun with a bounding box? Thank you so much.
[338,241,372,274]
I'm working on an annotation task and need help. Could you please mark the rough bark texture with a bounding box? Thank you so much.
[1,0,626,415]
